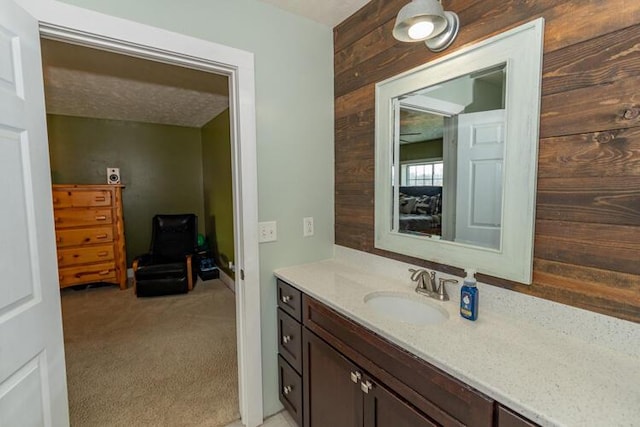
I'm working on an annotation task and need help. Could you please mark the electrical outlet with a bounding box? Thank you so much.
[258,221,277,243]
[303,217,314,237]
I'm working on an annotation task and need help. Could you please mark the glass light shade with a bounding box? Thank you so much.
[392,0,447,42]
[408,21,435,40]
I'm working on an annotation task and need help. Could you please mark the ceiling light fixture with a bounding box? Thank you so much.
[392,0,460,52]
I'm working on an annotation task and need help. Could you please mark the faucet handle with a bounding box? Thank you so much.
[437,278,458,301]
[408,268,422,282]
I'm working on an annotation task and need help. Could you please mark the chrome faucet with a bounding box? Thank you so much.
[409,268,458,301]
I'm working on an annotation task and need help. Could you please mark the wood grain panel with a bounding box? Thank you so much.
[334,0,488,75]
[335,109,375,141]
[538,127,640,178]
[543,25,640,96]
[543,1,640,52]
[335,84,374,119]
[333,0,404,53]
[535,220,640,274]
[334,0,640,322]
[540,75,640,138]
[536,176,640,225]
[336,1,640,101]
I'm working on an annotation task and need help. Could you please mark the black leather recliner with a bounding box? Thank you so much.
[133,214,198,297]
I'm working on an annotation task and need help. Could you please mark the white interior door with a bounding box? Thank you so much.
[0,1,69,425]
[455,109,505,249]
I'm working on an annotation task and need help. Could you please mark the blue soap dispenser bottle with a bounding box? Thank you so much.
[460,269,479,321]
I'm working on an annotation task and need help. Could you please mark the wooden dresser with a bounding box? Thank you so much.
[52,184,127,290]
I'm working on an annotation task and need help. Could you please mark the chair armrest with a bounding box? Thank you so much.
[133,253,153,268]
[186,254,194,291]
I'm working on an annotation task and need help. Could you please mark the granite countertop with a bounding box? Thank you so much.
[274,257,640,427]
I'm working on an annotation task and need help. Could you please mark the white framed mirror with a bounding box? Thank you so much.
[375,18,544,284]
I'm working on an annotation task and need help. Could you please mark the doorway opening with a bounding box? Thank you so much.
[41,37,243,425]
[37,16,263,426]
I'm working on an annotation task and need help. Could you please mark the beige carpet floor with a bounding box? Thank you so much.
[61,279,240,427]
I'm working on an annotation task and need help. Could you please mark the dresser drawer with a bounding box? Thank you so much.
[52,189,112,208]
[54,208,113,228]
[58,262,117,288]
[278,355,302,427]
[277,279,302,321]
[57,244,114,268]
[278,308,302,374]
[55,227,114,247]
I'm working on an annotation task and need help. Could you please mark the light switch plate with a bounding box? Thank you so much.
[258,221,277,243]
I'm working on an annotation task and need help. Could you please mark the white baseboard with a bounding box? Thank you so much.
[219,269,235,293]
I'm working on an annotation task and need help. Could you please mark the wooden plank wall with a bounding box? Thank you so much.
[334,0,640,323]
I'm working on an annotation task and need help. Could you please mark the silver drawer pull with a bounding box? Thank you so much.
[350,371,361,383]
[282,335,292,344]
[283,385,293,395]
[360,380,372,394]
[281,295,292,303]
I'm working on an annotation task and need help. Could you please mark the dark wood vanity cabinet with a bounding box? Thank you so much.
[276,278,538,427]
[496,405,538,427]
[277,280,304,427]
[303,328,438,427]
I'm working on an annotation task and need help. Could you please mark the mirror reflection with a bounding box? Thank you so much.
[394,64,506,250]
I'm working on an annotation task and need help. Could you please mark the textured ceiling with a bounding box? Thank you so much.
[40,1,370,127]
[258,0,371,27]
[41,39,229,128]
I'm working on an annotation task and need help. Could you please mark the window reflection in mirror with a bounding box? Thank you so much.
[394,64,506,250]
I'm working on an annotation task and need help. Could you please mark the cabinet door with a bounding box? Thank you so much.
[303,329,362,427]
[362,375,438,427]
[497,405,539,427]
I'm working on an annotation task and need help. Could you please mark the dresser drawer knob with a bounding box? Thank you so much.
[281,295,292,303]
[282,335,292,344]
[283,385,293,395]
[96,215,107,221]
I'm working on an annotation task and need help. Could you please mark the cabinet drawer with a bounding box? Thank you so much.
[58,262,117,288]
[57,244,114,268]
[278,308,302,374]
[52,189,112,208]
[277,279,302,321]
[278,355,302,427]
[54,208,113,228]
[497,405,539,427]
[55,227,114,247]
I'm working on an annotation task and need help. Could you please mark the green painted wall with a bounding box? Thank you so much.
[400,140,444,162]
[51,0,335,416]
[47,114,205,266]
[201,109,234,275]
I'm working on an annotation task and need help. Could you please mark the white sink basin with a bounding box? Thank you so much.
[364,292,449,325]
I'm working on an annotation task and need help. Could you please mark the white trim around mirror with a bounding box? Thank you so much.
[375,18,544,284]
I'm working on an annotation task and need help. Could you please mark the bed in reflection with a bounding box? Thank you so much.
[398,186,442,236]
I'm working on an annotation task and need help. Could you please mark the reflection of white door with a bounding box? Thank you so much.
[0,1,69,425]
[455,109,505,249]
